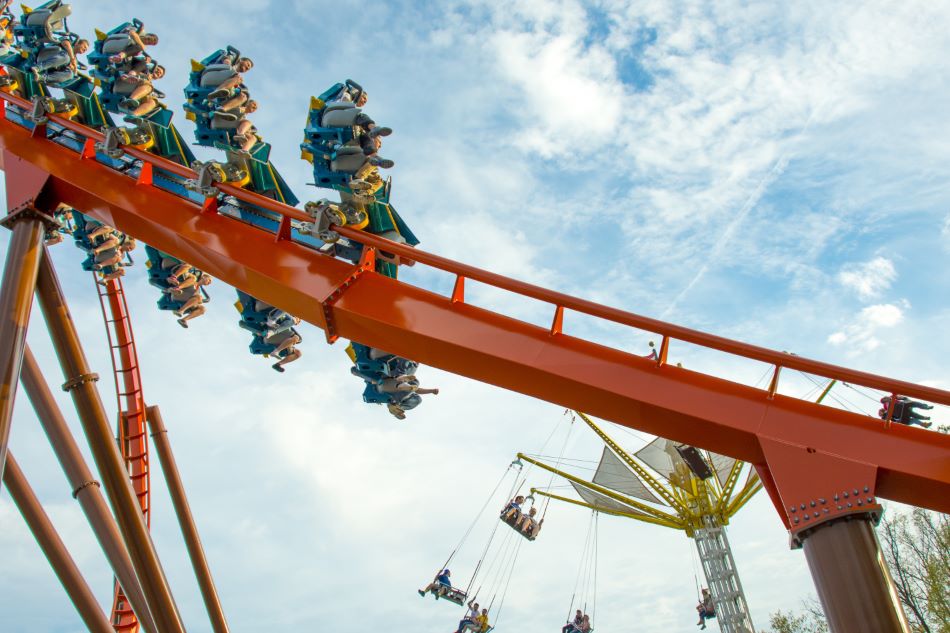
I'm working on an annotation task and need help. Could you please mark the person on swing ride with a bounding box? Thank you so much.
[696,588,714,630]
[562,609,584,633]
[501,495,525,522]
[454,599,480,633]
[516,506,543,538]
[418,568,451,598]
[458,607,490,633]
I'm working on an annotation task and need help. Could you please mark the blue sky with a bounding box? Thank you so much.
[1,1,949,631]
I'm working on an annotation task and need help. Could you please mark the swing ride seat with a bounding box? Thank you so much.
[424,585,467,606]
[499,512,539,541]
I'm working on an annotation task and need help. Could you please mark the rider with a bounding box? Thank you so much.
[455,599,480,633]
[171,275,212,328]
[418,568,451,598]
[562,609,584,633]
[32,35,89,85]
[879,395,934,428]
[501,495,525,522]
[696,588,714,630]
[269,330,302,373]
[516,506,543,538]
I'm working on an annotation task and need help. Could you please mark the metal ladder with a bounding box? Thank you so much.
[694,515,756,633]
[94,275,150,633]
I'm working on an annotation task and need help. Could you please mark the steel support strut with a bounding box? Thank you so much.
[2,452,113,633]
[758,439,911,633]
[147,405,230,633]
[20,345,157,633]
[802,517,909,632]
[34,252,186,633]
[0,211,45,486]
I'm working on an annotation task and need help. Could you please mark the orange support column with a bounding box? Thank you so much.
[0,152,56,489]
[758,439,911,633]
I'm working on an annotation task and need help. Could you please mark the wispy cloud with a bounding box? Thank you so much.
[838,257,898,300]
[828,302,907,352]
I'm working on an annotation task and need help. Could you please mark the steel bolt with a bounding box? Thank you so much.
[833,494,839,501]
[800,503,806,510]
[853,489,859,495]
[819,498,826,504]
[810,501,816,508]
[864,486,869,493]
[844,492,849,498]
[813,512,819,518]
[794,517,800,524]
[857,500,863,506]
[867,497,874,504]
[847,502,853,508]
[837,505,843,510]
[823,508,829,514]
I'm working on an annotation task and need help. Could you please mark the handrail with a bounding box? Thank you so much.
[2,89,948,408]
[332,225,950,406]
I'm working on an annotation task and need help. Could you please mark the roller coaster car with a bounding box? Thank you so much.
[183,47,252,145]
[82,22,195,164]
[143,246,210,312]
[234,290,301,357]
[68,213,130,280]
[301,83,380,189]
[348,342,418,380]
[0,1,89,117]
[421,585,467,606]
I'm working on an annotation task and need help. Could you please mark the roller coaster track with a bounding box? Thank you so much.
[0,88,948,545]
[93,275,148,632]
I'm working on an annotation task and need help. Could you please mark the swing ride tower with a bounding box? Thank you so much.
[521,411,760,633]
[0,5,949,631]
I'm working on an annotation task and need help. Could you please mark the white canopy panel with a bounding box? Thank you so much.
[591,446,662,504]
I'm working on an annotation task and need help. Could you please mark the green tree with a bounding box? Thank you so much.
[879,508,950,633]
[767,603,828,633]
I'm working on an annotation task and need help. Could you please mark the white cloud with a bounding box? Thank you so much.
[827,302,906,352]
[838,256,897,300]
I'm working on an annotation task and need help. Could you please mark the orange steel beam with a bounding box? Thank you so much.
[1,93,948,531]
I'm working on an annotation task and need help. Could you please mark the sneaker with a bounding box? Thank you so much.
[177,318,188,329]
[272,363,285,373]
[921,421,932,428]
[207,87,231,100]
[369,126,392,138]
[417,590,425,598]
[369,156,395,169]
